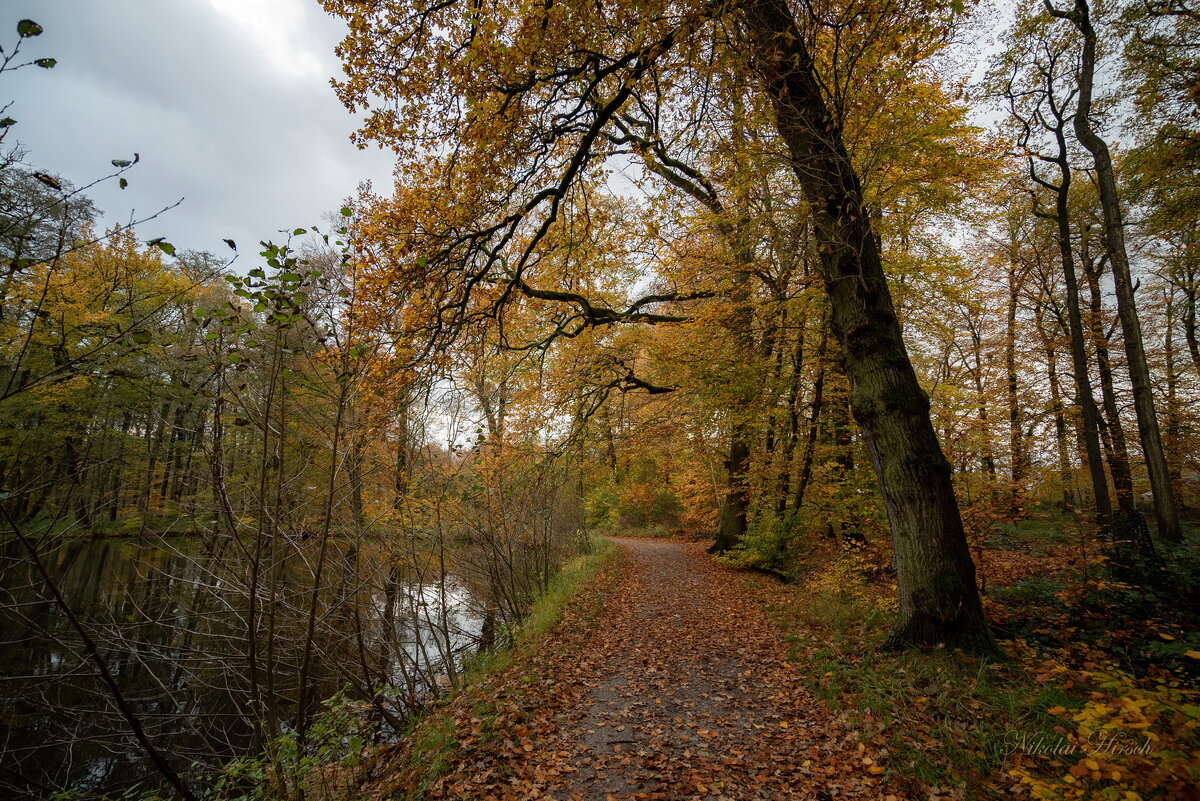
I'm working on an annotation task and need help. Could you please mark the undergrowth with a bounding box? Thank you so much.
[190,536,618,801]
[769,532,1200,799]
[356,534,618,799]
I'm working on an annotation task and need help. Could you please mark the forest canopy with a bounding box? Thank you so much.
[1,0,1198,798]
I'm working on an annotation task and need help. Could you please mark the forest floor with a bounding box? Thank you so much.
[359,537,907,800]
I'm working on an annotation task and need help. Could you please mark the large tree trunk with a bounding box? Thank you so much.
[743,0,994,653]
[1054,0,1182,541]
[713,433,751,552]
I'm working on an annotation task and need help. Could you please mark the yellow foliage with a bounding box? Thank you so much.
[807,546,899,615]
[1008,667,1200,800]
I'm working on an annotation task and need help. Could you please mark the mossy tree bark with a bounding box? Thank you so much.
[742,0,995,653]
[713,267,756,554]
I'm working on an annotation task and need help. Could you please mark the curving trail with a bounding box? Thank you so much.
[507,537,903,801]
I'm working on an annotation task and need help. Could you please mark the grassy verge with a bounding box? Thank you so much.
[378,535,619,798]
[765,545,1200,799]
[771,586,1064,796]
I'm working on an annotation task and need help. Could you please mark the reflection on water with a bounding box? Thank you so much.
[0,536,488,798]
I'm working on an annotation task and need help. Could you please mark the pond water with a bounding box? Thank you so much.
[0,535,489,799]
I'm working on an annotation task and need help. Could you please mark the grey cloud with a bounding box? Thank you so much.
[4,0,394,258]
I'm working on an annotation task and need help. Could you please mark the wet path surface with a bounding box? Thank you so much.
[524,537,900,800]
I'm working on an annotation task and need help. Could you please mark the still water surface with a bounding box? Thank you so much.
[0,536,486,798]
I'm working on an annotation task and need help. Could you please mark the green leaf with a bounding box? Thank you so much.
[34,58,56,69]
[253,301,267,313]
[112,158,132,168]
[119,178,128,190]
[17,20,44,37]
[130,331,152,344]
[280,272,301,282]
[148,239,176,257]
[292,228,307,236]
[0,118,16,128]
[205,332,220,341]
[339,207,352,216]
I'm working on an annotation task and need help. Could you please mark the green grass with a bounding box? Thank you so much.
[985,515,1077,551]
[772,587,1071,796]
[404,712,458,795]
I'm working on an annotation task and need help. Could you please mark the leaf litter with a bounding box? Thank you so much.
[364,537,908,800]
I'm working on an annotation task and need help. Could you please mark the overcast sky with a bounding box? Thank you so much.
[4,0,396,258]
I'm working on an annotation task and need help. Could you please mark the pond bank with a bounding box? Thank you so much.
[345,537,899,801]
[277,535,619,800]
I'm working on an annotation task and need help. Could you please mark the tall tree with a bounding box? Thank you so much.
[739,0,993,651]
[1047,0,1182,541]
[327,0,995,651]
[991,17,1113,523]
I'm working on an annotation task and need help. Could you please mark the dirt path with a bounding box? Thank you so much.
[510,537,901,800]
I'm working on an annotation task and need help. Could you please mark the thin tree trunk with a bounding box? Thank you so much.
[792,325,830,513]
[349,432,366,531]
[1022,98,1112,521]
[1181,263,1200,381]
[1052,0,1182,541]
[969,324,997,477]
[712,267,755,553]
[1164,288,1182,498]
[393,393,410,509]
[1081,246,1136,513]
[1036,307,1076,510]
[1005,251,1026,509]
[776,314,806,518]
